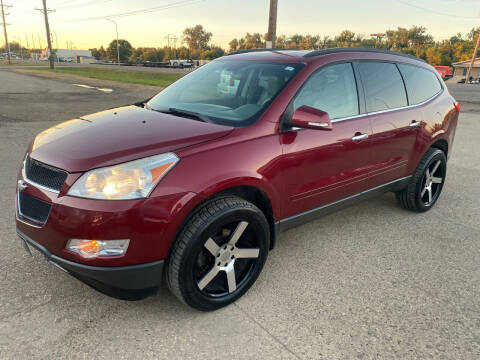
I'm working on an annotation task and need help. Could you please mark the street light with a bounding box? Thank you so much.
[106,18,120,66]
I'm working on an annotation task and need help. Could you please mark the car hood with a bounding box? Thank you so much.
[29,105,234,172]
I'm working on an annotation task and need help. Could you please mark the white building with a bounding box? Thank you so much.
[40,48,94,63]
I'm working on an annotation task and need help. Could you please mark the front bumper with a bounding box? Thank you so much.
[17,229,164,300]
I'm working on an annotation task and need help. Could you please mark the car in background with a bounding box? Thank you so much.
[16,48,459,311]
[434,65,453,80]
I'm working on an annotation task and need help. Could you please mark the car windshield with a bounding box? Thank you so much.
[147,60,304,127]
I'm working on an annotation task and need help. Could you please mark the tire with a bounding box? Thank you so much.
[396,148,447,212]
[166,196,270,311]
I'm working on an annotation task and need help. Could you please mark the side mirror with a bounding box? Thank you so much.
[290,105,332,131]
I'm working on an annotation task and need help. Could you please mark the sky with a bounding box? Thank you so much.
[5,0,480,50]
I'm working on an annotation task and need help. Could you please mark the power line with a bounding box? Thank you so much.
[56,0,112,11]
[56,0,204,22]
[394,0,480,19]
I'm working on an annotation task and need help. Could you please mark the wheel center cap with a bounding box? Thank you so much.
[220,251,231,263]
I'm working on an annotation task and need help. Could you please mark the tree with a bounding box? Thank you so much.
[229,38,239,52]
[243,33,264,49]
[201,46,225,59]
[449,33,463,44]
[183,25,212,51]
[336,30,356,47]
[106,39,133,62]
[467,27,480,41]
[1,41,29,57]
[90,46,107,60]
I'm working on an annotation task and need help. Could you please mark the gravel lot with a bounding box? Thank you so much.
[1,69,479,359]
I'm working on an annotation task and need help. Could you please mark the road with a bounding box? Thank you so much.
[1,69,479,359]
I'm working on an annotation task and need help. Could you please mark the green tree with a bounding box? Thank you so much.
[90,46,107,60]
[229,38,239,52]
[1,41,29,57]
[201,46,225,59]
[336,30,356,47]
[106,39,133,62]
[243,33,264,48]
[183,25,212,51]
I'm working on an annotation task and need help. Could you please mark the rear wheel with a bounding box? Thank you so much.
[396,148,447,212]
[166,196,270,311]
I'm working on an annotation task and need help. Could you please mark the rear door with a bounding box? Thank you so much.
[356,61,421,187]
[280,62,374,219]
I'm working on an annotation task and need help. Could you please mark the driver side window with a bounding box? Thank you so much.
[293,63,359,120]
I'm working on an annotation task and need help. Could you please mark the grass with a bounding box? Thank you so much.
[33,66,184,87]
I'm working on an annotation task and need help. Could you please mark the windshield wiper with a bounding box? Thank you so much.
[157,107,210,123]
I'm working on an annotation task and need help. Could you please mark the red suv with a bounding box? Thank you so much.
[16,48,459,310]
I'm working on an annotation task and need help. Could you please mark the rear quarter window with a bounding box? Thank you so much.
[398,63,442,105]
[358,61,408,113]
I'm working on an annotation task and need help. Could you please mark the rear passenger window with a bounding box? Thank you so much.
[398,64,442,104]
[293,63,359,119]
[358,62,408,112]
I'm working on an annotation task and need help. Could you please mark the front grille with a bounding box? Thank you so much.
[18,192,52,225]
[24,156,67,192]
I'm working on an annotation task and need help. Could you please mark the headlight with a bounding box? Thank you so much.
[68,153,179,200]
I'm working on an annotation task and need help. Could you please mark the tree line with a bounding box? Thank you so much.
[229,26,480,65]
[3,24,479,66]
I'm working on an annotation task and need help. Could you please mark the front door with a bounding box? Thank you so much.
[280,62,375,219]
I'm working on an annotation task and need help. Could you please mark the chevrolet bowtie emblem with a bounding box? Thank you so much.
[17,180,28,192]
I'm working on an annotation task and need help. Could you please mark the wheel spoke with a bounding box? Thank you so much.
[425,168,430,178]
[234,248,260,259]
[428,187,432,203]
[431,160,441,176]
[421,186,427,197]
[431,176,443,184]
[228,221,249,246]
[204,238,220,256]
[197,266,220,290]
[225,263,237,293]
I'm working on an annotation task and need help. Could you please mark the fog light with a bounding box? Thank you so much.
[66,239,130,259]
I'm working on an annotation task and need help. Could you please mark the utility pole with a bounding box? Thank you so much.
[106,19,120,65]
[31,34,36,60]
[266,0,278,48]
[0,0,11,64]
[370,33,385,48]
[36,0,55,69]
[465,32,480,85]
[165,34,178,59]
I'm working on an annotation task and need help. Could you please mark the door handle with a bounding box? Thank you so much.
[351,133,368,142]
[409,120,421,127]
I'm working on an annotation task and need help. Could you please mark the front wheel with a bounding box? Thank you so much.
[166,196,270,311]
[396,148,447,212]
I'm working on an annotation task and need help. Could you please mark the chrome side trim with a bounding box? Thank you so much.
[330,89,443,124]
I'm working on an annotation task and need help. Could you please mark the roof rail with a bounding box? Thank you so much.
[225,48,299,56]
[304,47,425,62]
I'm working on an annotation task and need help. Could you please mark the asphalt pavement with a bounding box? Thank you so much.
[1,69,479,359]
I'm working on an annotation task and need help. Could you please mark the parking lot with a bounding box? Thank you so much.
[1,69,479,359]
